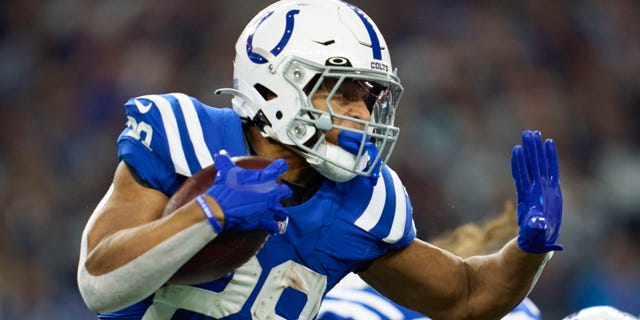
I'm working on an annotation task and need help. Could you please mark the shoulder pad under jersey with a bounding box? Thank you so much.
[116,93,246,195]
[347,166,416,249]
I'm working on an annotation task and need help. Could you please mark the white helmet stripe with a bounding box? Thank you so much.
[343,2,382,59]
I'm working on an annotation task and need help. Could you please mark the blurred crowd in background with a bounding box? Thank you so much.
[1,1,639,319]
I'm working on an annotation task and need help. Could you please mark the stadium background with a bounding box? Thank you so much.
[1,1,639,318]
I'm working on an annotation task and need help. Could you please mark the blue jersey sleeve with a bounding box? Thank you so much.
[116,93,247,195]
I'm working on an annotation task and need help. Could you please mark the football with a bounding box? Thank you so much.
[162,155,274,285]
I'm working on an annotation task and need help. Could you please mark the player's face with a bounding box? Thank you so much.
[310,79,372,144]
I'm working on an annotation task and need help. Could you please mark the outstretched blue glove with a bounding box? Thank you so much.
[204,151,292,234]
[511,130,564,253]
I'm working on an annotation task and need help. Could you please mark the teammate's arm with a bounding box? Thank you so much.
[77,152,291,313]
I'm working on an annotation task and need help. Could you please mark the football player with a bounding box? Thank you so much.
[76,0,564,319]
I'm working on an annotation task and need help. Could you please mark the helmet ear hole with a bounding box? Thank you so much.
[254,83,278,101]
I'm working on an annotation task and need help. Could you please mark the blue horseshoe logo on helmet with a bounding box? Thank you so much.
[246,9,300,64]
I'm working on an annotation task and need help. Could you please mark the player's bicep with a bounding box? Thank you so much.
[85,161,169,253]
[359,238,469,319]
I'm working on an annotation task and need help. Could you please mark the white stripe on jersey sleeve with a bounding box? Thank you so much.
[319,300,382,320]
[383,168,408,243]
[355,175,386,231]
[140,94,191,177]
[521,297,540,316]
[171,93,214,169]
[326,288,403,319]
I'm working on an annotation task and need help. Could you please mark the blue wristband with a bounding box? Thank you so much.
[195,195,223,233]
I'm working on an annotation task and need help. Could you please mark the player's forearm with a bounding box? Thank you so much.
[361,239,472,319]
[84,199,215,274]
[77,200,219,313]
[463,238,552,319]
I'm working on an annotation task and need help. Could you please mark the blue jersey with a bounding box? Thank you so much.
[318,274,541,320]
[102,93,416,320]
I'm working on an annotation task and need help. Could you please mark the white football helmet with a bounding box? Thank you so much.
[216,0,403,183]
[563,306,639,320]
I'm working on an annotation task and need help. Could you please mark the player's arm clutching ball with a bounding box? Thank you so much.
[77,150,291,312]
[164,151,293,285]
[199,150,292,234]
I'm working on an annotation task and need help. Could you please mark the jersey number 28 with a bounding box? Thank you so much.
[142,257,327,319]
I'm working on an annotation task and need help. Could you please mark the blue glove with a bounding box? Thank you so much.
[510,130,563,253]
[204,151,292,234]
